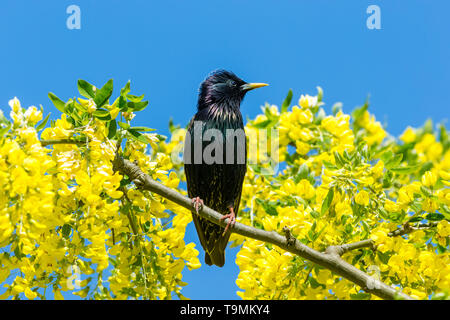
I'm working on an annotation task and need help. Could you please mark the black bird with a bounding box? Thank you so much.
[184,70,268,267]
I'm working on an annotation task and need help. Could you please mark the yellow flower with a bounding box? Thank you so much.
[384,199,400,212]
[299,94,317,108]
[437,220,450,238]
[87,99,97,113]
[355,190,370,206]
[295,140,310,155]
[372,160,384,178]
[421,171,437,187]
[24,287,37,300]
[293,106,314,124]
[54,290,65,300]
[439,170,450,181]
[400,127,416,143]
[9,97,21,113]
[363,116,386,146]
[422,198,438,212]
[23,106,43,125]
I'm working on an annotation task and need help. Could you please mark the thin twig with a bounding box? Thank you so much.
[388,221,439,237]
[40,139,85,147]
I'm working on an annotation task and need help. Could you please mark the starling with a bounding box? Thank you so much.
[184,70,268,267]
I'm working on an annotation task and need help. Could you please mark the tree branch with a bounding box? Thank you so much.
[112,155,413,300]
[40,139,85,147]
[388,221,439,237]
[326,239,375,257]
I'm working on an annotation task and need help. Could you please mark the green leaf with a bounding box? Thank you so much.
[439,124,448,145]
[281,89,293,113]
[0,110,8,124]
[436,243,447,254]
[36,113,51,131]
[128,126,155,132]
[77,79,95,99]
[62,224,72,239]
[382,170,394,188]
[316,86,323,102]
[118,122,130,130]
[385,154,403,169]
[380,150,394,163]
[425,213,444,221]
[377,251,390,264]
[296,163,310,181]
[423,118,433,134]
[0,123,11,137]
[93,109,111,121]
[308,276,325,289]
[48,92,65,113]
[107,120,117,139]
[255,199,278,216]
[352,100,369,123]
[350,292,371,300]
[321,188,334,215]
[408,216,424,223]
[128,129,151,144]
[332,102,343,116]
[252,119,272,129]
[343,149,353,162]
[64,99,74,115]
[390,165,421,175]
[117,95,128,111]
[168,118,180,133]
[322,160,338,170]
[73,101,87,113]
[334,151,346,168]
[127,101,148,112]
[120,80,131,96]
[127,94,144,102]
[440,205,450,220]
[420,186,433,197]
[361,220,370,234]
[249,164,261,174]
[419,161,434,176]
[142,220,151,233]
[310,210,320,219]
[94,79,113,108]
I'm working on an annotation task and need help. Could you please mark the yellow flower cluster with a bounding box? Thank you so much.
[0,97,200,300]
[356,110,386,146]
[232,90,450,300]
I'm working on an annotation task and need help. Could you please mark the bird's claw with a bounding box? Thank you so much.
[220,207,236,236]
[191,197,204,214]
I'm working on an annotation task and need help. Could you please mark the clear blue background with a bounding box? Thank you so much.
[0,1,448,299]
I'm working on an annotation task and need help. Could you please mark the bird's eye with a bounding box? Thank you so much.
[226,80,236,87]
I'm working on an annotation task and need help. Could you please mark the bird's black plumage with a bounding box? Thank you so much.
[184,70,267,267]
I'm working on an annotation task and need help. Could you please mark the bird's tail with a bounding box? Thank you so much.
[205,248,225,267]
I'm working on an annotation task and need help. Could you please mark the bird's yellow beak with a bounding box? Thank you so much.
[241,83,269,91]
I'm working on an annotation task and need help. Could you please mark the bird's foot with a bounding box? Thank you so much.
[191,197,204,214]
[220,207,236,236]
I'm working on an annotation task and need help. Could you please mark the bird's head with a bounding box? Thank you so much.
[197,70,268,111]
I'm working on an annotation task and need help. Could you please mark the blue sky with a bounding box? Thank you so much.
[0,1,449,300]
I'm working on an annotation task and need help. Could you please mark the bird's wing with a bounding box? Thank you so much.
[184,117,210,252]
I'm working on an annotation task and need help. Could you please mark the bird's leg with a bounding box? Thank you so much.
[220,206,236,236]
[191,197,204,214]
